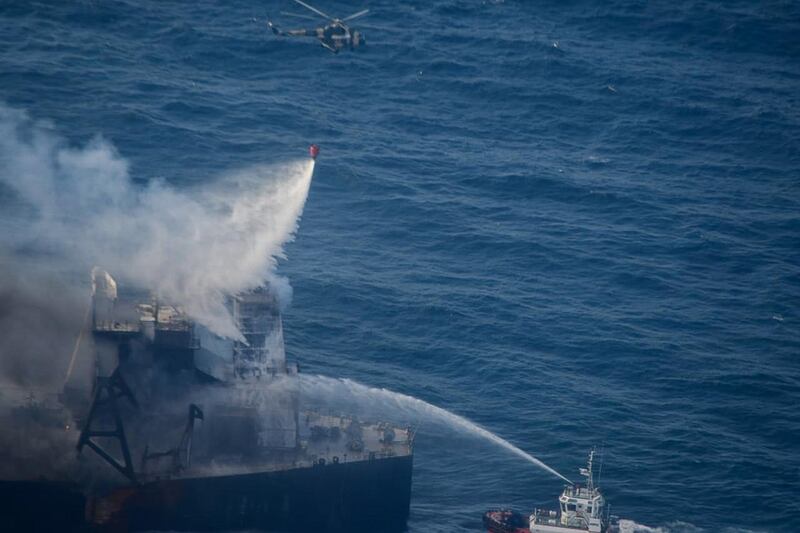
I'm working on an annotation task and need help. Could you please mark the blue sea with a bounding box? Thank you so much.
[1,1,799,531]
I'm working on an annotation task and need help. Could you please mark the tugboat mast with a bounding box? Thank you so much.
[581,448,595,492]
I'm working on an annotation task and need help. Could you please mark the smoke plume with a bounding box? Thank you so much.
[0,104,314,344]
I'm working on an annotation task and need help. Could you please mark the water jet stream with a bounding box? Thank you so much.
[298,374,572,484]
[0,105,316,341]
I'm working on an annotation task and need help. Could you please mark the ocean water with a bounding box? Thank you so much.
[1,1,799,532]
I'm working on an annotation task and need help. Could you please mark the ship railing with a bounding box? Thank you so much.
[166,445,412,479]
[93,320,141,333]
[233,363,294,379]
[535,508,598,531]
[154,321,192,332]
[307,447,407,466]
[532,509,588,530]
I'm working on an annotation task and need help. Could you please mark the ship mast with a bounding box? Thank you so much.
[580,448,595,492]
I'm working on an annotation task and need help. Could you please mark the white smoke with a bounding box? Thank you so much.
[0,104,314,340]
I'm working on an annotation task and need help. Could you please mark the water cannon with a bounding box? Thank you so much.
[309,144,320,160]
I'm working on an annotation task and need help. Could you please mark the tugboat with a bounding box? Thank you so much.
[484,450,618,533]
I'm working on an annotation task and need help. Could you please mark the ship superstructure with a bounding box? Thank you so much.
[82,269,414,531]
[529,450,610,532]
[2,267,414,533]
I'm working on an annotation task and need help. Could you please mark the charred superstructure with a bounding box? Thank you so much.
[2,269,414,532]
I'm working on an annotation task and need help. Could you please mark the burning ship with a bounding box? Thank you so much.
[1,150,414,533]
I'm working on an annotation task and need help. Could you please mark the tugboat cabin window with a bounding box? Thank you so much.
[567,504,577,511]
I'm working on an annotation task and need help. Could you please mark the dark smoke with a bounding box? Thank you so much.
[0,261,87,388]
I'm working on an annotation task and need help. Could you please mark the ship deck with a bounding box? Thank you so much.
[157,412,413,482]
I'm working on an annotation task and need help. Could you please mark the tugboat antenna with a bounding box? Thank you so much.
[579,448,595,491]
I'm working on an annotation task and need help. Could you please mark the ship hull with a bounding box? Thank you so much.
[2,454,412,533]
[91,454,413,533]
[0,480,87,533]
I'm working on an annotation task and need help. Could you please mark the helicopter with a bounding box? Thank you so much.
[267,0,369,53]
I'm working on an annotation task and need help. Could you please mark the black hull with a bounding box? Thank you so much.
[0,480,87,533]
[2,455,412,533]
[114,455,413,532]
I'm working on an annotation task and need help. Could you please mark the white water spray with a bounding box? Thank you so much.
[0,104,315,340]
[298,374,573,484]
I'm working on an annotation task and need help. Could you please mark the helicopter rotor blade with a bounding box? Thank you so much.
[342,8,370,22]
[290,0,333,21]
[279,11,320,21]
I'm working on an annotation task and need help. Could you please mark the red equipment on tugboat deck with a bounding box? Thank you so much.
[483,509,529,533]
[309,144,320,159]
